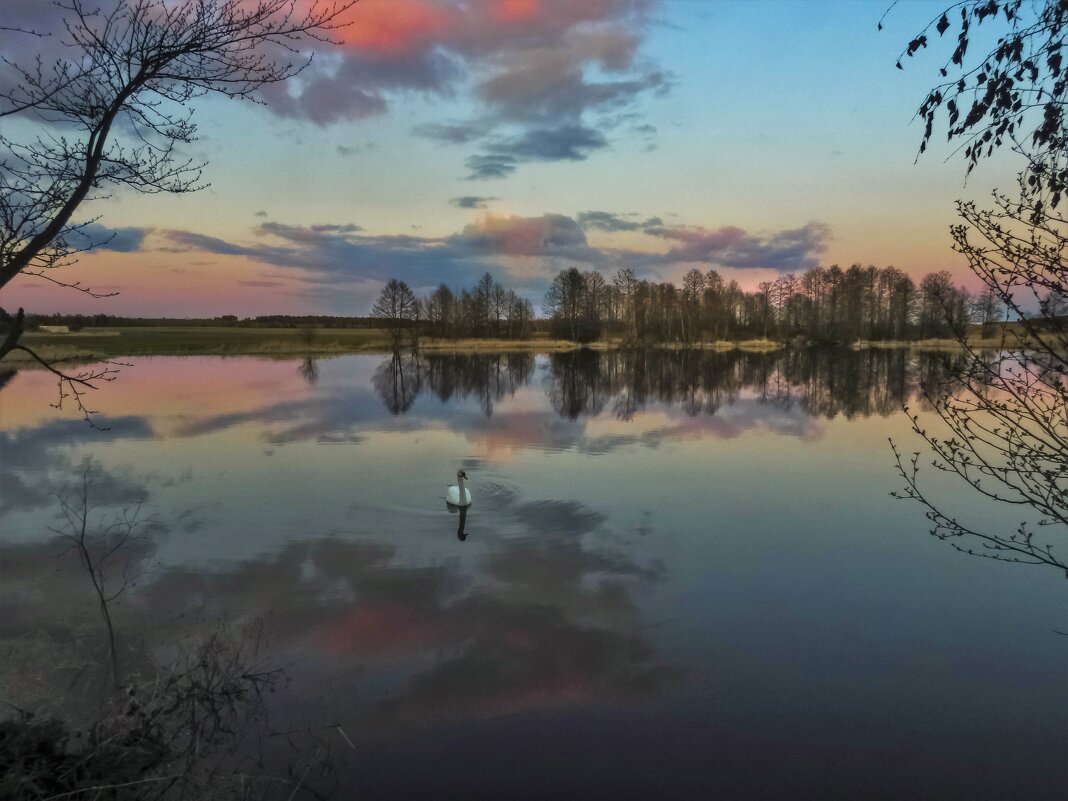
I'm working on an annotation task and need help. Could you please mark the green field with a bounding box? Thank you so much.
[6,323,1025,366]
[13,326,396,361]
[10,326,591,363]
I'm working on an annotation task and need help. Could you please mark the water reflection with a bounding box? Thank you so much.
[0,349,968,515]
[424,352,535,416]
[449,503,469,541]
[0,482,677,733]
[375,348,964,422]
[373,351,422,414]
[0,350,1063,799]
[298,355,319,385]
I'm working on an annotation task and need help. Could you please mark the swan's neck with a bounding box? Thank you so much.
[457,473,465,500]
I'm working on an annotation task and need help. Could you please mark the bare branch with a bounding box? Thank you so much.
[0,0,357,294]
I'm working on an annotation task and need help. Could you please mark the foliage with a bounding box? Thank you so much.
[364,263,993,346]
[894,0,1068,212]
[893,183,1068,574]
[535,264,976,344]
[891,0,1068,573]
[1,467,336,799]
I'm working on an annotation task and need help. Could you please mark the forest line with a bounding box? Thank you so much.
[25,264,996,349]
[371,263,998,347]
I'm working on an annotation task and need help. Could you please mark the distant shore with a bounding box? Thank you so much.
[1,325,1014,366]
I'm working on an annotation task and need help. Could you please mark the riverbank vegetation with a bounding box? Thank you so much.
[887,0,1068,574]
[9,327,791,363]
[13,270,1034,364]
[365,265,1006,349]
[19,264,1014,358]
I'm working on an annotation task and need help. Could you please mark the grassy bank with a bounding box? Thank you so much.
[851,336,1020,350]
[9,327,795,362]
[418,336,582,352]
[6,326,1016,366]
[11,326,396,362]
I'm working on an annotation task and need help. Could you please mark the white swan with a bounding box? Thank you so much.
[446,469,472,507]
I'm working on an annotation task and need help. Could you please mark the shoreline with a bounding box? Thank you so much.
[1,326,1010,366]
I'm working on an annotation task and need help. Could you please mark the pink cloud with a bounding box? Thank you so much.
[273,0,665,176]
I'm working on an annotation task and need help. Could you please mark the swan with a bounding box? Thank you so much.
[446,469,472,507]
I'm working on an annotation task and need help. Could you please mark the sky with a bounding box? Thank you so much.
[2,0,1025,318]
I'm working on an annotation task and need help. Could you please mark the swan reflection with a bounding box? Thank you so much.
[447,502,469,541]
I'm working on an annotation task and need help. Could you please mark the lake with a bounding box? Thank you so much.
[0,349,1064,800]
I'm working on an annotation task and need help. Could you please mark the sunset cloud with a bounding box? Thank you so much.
[486,125,608,162]
[450,196,498,209]
[650,222,831,271]
[1,0,666,183]
[283,0,667,178]
[72,223,152,253]
[465,154,518,180]
[454,213,597,259]
[577,211,664,233]
[155,211,831,307]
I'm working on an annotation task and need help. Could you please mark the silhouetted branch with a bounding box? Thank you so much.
[48,464,151,684]
[0,0,356,292]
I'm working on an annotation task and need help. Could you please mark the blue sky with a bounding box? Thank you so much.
[3,0,1022,317]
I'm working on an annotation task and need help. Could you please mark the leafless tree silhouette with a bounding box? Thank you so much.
[0,0,356,420]
[50,463,150,684]
[5,465,340,800]
[370,278,418,351]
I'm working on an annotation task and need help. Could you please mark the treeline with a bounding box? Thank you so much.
[25,313,386,329]
[541,265,1001,343]
[371,274,536,347]
[33,264,998,346]
[370,264,1000,346]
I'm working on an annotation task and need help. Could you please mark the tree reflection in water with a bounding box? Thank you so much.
[422,352,535,416]
[373,351,423,415]
[298,355,319,386]
[374,348,970,421]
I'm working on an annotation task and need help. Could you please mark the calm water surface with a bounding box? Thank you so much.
[1,349,1064,799]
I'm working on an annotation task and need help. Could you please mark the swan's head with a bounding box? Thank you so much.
[457,469,468,480]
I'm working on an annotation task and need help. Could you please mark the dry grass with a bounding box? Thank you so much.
[852,337,1023,350]
[15,326,394,361]
[4,344,100,363]
[678,338,784,352]
[418,336,581,351]
[17,326,1033,365]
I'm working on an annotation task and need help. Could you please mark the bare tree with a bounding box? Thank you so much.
[0,0,355,417]
[543,267,586,342]
[6,465,340,799]
[370,278,418,351]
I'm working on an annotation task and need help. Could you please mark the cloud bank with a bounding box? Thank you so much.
[0,0,669,183]
[145,209,830,311]
[275,0,669,179]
